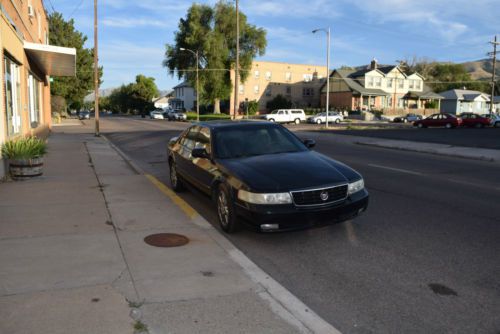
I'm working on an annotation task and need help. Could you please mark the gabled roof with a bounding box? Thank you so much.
[404,85,443,99]
[440,89,490,101]
[329,69,388,96]
[172,81,192,89]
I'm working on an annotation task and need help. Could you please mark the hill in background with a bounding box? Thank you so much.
[461,59,499,80]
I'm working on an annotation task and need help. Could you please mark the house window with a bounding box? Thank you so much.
[254,85,259,94]
[27,74,41,128]
[375,77,381,87]
[265,71,272,80]
[409,80,414,89]
[398,79,404,88]
[254,70,260,79]
[285,72,292,82]
[4,56,22,136]
[367,76,374,87]
[303,88,313,96]
[303,74,313,82]
[286,86,291,95]
[265,86,272,96]
[238,84,244,94]
[416,80,422,89]
[387,78,393,88]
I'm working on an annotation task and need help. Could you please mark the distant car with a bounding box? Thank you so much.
[307,112,343,124]
[459,113,493,128]
[413,113,462,128]
[149,110,165,119]
[78,110,90,120]
[393,113,422,123]
[481,113,500,128]
[261,109,306,124]
[167,110,187,121]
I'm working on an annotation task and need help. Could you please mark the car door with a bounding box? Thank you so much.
[174,126,200,186]
[277,110,285,122]
[426,114,439,126]
[190,126,217,195]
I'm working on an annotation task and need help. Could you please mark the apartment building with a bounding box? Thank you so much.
[1,0,76,177]
[230,61,328,114]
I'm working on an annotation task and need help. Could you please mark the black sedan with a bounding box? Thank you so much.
[167,121,368,233]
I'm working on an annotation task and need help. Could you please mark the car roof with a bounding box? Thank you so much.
[197,120,277,129]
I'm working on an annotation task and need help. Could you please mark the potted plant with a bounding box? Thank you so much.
[1,136,47,180]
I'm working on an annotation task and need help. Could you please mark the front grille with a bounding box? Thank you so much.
[291,185,348,206]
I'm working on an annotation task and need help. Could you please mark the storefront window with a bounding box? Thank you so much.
[4,56,22,136]
[28,74,41,128]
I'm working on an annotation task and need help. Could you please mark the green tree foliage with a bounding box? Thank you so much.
[107,75,159,114]
[163,1,266,113]
[426,63,488,93]
[266,94,292,111]
[48,12,102,110]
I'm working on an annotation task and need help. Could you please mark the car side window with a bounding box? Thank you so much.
[179,126,199,159]
[194,127,211,155]
[278,111,284,115]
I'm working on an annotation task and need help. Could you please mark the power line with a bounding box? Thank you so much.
[68,0,85,19]
[45,0,56,13]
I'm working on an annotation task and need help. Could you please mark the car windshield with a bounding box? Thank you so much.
[213,125,308,159]
[270,110,279,114]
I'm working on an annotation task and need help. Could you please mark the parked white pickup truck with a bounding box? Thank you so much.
[262,109,306,124]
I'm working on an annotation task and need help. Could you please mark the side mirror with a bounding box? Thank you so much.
[303,139,316,148]
[192,147,210,159]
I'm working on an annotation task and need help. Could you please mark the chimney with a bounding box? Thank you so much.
[370,58,378,70]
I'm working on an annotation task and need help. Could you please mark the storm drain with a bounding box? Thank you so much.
[144,233,189,247]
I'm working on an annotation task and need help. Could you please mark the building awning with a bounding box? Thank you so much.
[24,42,76,76]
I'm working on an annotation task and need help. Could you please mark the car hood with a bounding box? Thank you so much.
[217,151,359,192]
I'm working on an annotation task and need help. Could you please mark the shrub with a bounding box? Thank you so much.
[425,100,438,109]
[266,94,292,111]
[1,137,47,159]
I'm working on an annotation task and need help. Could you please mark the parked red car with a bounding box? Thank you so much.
[459,113,493,128]
[413,113,462,128]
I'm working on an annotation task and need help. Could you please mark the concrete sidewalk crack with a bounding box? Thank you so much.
[84,141,141,303]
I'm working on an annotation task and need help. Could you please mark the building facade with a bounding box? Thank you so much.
[321,60,442,115]
[1,0,75,177]
[230,61,327,114]
[171,81,196,110]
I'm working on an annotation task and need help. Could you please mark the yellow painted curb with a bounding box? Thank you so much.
[144,174,198,220]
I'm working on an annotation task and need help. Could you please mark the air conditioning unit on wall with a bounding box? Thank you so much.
[28,5,35,17]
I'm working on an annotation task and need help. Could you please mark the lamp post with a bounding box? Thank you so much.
[313,27,330,128]
[180,48,200,122]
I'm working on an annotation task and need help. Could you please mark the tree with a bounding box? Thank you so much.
[266,94,292,111]
[48,12,103,110]
[163,1,266,113]
[107,75,159,114]
[427,63,489,93]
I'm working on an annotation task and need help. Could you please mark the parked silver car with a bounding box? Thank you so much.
[307,112,343,124]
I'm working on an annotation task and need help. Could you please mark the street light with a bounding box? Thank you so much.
[312,27,331,128]
[180,47,200,122]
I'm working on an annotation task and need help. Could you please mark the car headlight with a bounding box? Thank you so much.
[238,189,292,205]
[348,179,364,195]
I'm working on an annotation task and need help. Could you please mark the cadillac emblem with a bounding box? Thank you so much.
[320,191,329,201]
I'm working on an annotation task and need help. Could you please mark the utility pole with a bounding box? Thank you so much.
[233,0,239,120]
[488,35,499,114]
[94,0,99,136]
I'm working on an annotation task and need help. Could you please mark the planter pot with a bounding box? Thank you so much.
[9,157,44,180]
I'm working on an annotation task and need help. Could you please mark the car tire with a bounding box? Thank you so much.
[403,119,408,123]
[316,119,322,124]
[445,123,452,129]
[417,123,424,128]
[335,118,341,124]
[495,122,500,128]
[294,118,301,124]
[169,161,184,192]
[216,183,239,233]
[475,123,483,128]
[268,118,275,122]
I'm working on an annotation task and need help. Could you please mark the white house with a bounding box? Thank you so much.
[152,92,173,109]
[439,89,491,114]
[172,82,197,110]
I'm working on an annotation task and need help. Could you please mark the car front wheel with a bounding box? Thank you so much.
[445,123,452,129]
[417,123,424,128]
[294,118,301,124]
[169,161,184,192]
[335,118,341,124]
[216,183,239,233]
[268,118,275,122]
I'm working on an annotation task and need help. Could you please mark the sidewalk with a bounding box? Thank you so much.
[0,122,337,334]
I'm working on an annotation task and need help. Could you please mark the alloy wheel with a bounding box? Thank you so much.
[217,190,229,227]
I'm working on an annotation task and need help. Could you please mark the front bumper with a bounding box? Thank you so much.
[234,189,369,232]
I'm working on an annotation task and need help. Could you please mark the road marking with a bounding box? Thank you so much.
[367,163,423,176]
[144,174,198,220]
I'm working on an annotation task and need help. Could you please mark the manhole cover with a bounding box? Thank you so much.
[144,233,189,247]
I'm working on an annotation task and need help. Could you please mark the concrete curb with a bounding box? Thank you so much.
[101,134,341,334]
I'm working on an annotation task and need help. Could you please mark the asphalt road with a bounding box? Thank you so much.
[99,117,500,334]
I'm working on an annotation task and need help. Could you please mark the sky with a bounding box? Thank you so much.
[47,0,500,91]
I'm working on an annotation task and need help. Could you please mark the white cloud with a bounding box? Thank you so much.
[242,0,342,18]
[102,17,171,28]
